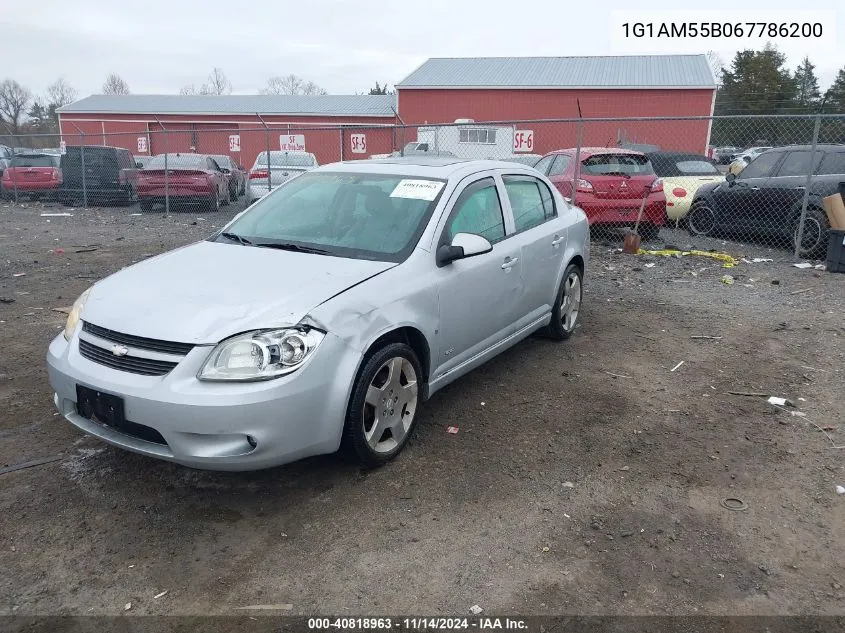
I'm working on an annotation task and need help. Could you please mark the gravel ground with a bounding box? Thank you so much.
[1,200,844,618]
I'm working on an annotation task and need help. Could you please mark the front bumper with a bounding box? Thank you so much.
[46,328,361,471]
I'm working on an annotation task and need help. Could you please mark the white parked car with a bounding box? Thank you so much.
[247,151,318,202]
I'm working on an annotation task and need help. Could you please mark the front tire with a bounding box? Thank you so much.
[139,199,154,212]
[341,343,422,468]
[546,263,583,341]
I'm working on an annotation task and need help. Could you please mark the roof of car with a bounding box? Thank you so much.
[316,157,535,179]
[645,151,710,159]
[549,147,646,157]
[761,144,844,152]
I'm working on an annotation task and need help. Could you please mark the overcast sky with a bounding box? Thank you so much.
[2,0,842,99]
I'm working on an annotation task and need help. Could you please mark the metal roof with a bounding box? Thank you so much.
[58,94,397,117]
[397,55,715,89]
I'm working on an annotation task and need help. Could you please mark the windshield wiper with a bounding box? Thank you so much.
[219,232,253,246]
[253,241,331,255]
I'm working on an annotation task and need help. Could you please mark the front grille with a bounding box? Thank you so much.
[79,339,178,376]
[82,321,194,356]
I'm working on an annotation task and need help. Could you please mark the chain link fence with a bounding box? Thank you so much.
[2,114,843,258]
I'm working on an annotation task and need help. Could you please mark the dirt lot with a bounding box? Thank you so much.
[0,200,843,618]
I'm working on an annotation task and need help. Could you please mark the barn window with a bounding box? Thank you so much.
[458,128,497,144]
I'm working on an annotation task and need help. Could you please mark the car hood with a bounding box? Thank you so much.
[81,240,395,344]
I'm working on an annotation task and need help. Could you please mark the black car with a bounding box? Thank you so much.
[59,145,138,206]
[687,144,845,258]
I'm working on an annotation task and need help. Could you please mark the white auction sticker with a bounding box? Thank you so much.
[389,179,444,201]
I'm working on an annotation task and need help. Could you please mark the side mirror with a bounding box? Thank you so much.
[725,172,736,184]
[436,232,493,267]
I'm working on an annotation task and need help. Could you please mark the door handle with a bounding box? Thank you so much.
[552,235,565,247]
[501,257,519,270]
[750,187,760,191]
[794,186,805,191]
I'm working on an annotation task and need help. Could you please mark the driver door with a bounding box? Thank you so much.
[430,175,522,381]
[715,151,784,229]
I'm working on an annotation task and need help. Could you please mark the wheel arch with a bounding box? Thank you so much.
[360,326,432,400]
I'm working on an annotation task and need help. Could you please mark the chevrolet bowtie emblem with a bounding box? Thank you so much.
[111,344,129,357]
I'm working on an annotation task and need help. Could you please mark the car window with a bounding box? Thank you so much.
[208,158,221,171]
[532,155,554,175]
[146,155,206,170]
[675,160,720,175]
[11,155,56,167]
[776,151,821,177]
[538,180,556,218]
[581,153,653,175]
[738,151,782,179]
[445,177,505,245]
[817,152,845,176]
[548,155,570,177]
[503,176,551,232]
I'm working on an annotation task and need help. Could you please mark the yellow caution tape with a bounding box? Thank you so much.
[637,249,739,268]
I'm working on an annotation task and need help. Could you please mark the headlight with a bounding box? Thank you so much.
[198,328,325,382]
[63,288,91,340]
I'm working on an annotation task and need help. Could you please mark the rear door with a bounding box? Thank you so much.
[763,150,824,229]
[547,154,573,199]
[500,174,567,326]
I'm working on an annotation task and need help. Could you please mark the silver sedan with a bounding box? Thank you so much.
[47,157,590,471]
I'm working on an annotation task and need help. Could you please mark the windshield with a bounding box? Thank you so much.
[581,153,653,176]
[253,152,315,168]
[146,155,207,170]
[212,156,233,168]
[11,155,57,167]
[220,172,446,262]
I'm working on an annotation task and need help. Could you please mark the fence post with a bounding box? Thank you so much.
[8,134,19,204]
[80,133,88,208]
[340,126,345,162]
[571,119,584,205]
[164,130,170,216]
[793,114,821,259]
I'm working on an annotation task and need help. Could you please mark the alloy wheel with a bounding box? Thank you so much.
[560,271,581,333]
[362,357,418,453]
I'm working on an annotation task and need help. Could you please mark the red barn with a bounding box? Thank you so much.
[396,54,717,155]
[57,94,399,166]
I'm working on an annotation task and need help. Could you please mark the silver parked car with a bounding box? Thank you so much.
[47,157,590,471]
[246,150,318,203]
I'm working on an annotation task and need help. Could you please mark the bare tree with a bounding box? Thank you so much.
[102,73,130,95]
[0,79,32,134]
[706,51,725,87]
[179,84,199,95]
[203,68,232,95]
[46,77,78,107]
[260,74,326,96]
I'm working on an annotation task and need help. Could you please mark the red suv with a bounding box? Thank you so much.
[533,148,666,239]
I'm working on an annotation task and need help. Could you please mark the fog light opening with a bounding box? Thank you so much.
[247,435,257,449]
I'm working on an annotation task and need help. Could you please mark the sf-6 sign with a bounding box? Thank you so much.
[513,130,534,153]
[280,134,306,151]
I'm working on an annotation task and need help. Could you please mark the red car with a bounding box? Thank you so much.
[137,153,229,212]
[533,148,666,239]
[1,153,62,201]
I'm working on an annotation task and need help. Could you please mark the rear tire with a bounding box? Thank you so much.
[139,199,154,212]
[207,190,220,212]
[341,343,423,468]
[793,207,829,260]
[546,263,583,341]
[688,203,716,236]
